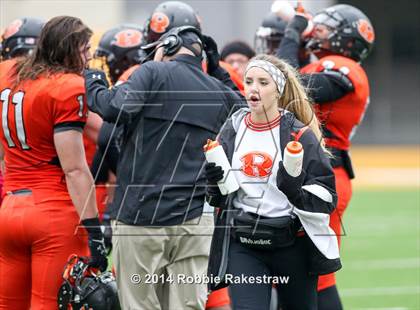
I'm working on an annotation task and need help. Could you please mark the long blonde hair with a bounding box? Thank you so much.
[251,54,327,152]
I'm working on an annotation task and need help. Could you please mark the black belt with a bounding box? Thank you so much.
[231,211,301,250]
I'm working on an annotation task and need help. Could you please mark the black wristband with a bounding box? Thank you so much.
[81,217,103,239]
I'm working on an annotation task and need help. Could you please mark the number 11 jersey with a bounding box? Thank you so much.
[0,59,88,201]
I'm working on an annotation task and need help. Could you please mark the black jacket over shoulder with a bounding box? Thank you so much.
[207,108,342,291]
[85,55,244,226]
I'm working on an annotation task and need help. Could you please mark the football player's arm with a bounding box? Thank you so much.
[84,64,155,124]
[300,71,354,103]
[53,88,108,271]
[52,84,97,219]
[276,15,308,69]
[54,129,98,219]
[276,36,301,69]
[84,112,103,144]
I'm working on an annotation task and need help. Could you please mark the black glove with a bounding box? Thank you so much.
[204,162,229,208]
[285,14,309,43]
[202,35,221,75]
[101,214,113,254]
[82,217,108,272]
[276,161,306,203]
[84,69,110,114]
[204,162,224,185]
[84,69,109,88]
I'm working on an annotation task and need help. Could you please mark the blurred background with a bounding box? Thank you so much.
[1,0,419,308]
[2,0,419,145]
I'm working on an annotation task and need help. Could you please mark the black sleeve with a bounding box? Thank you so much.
[85,63,157,123]
[300,71,354,103]
[210,68,247,116]
[222,84,247,116]
[276,36,301,69]
[53,121,85,133]
[90,149,110,184]
[96,122,123,174]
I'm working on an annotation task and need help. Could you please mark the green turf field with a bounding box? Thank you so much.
[337,188,420,309]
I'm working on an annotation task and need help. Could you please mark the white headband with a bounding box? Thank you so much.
[245,59,287,96]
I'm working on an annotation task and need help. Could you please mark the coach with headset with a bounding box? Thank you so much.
[84,26,241,309]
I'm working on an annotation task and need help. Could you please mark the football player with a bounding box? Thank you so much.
[254,6,312,67]
[92,23,145,172]
[0,17,44,60]
[94,24,144,85]
[0,16,107,309]
[0,17,44,204]
[91,24,144,221]
[142,1,201,44]
[254,12,287,55]
[276,4,375,309]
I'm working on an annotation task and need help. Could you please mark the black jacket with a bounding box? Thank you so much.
[85,54,243,226]
[207,109,342,291]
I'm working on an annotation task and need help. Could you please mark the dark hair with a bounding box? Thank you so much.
[14,16,92,83]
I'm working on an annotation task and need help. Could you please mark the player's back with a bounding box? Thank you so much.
[0,59,87,201]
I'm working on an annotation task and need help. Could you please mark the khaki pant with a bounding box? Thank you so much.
[112,215,214,310]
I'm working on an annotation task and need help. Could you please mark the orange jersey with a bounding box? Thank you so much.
[301,55,370,150]
[201,61,245,95]
[0,59,88,201]
[219,60,244,94]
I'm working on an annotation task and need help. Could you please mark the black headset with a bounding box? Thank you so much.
[160,25,203,56]
[141,25,203,62]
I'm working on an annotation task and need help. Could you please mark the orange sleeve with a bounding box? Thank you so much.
[116,64,141,85]
[51,75,88,130]
[219,61,244,94]
[206,288,231,308]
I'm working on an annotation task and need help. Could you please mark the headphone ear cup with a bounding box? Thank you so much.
[163,35,183,57]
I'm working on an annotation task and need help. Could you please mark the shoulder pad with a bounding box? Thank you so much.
[322,69,354,92]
